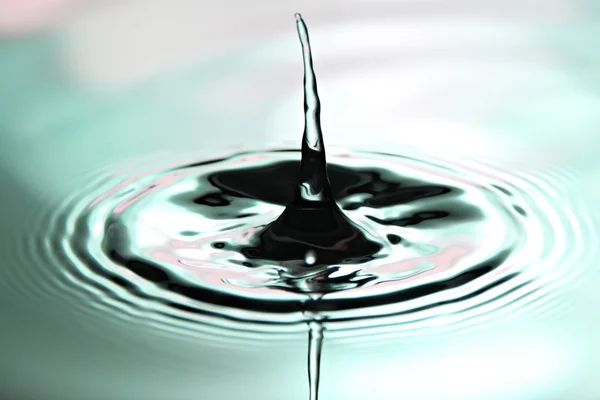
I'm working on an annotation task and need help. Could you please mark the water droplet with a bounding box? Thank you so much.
[305,249,317,265]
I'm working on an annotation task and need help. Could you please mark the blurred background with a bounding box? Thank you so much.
[2,0,600,197]
[1,0,599,399]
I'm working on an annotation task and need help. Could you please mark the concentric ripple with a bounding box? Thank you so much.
[34,144,597,338]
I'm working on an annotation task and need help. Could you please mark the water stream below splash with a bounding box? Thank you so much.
[27,12,599,400]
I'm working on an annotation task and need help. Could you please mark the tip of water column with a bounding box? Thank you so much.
[295,13,303,22]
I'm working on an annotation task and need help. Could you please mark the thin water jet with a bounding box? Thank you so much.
[307,320,324,400]
[239,13,381,270]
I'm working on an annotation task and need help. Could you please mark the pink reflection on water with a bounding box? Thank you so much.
[376,245,468,279]
[237,154,269,164]
[147,250,278,296]
[112,172,184,214]
[234,225,264,242]
[89,177,135,210]
[170,240,201,249]
[344,236,489,298]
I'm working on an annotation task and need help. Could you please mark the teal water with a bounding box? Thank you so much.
[1,5,600,400]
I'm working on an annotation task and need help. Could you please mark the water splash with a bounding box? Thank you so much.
[247,14,381,277]
[3,9,598,400]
